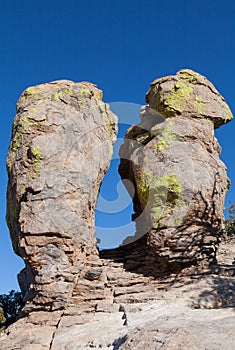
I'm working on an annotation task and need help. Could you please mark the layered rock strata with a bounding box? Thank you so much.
[119,69,232,268]
[6,80,118,311]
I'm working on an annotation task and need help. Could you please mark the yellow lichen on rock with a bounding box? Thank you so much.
[146,68,233,128]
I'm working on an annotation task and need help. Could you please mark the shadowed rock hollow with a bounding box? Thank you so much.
[1,70,235,350]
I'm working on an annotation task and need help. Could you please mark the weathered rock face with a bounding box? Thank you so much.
[119,69,232,268]
[6,80,118,310]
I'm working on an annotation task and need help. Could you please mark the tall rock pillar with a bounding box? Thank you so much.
[6,80,117,310]
[119,69,232,269]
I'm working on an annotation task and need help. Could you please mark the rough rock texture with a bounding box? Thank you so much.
[6,80,118,310]
[1,237,235,349]
[1,71,235,349]
[119,69,232,268]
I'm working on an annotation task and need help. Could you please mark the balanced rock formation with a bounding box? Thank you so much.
[119,69,232,268]
[1,71,235,350]
[6,80,118,311]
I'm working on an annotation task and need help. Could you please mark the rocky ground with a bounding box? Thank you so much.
[0,236,234,349]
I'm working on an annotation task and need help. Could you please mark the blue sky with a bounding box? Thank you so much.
[1,0,235,293]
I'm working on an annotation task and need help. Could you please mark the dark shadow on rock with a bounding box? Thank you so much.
[113,335,128,350]
[193,266,235,309]
[99,234,196,279]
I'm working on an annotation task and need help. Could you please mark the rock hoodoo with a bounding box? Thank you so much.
[6,80,118,310]
[2,71,234,350]
[119,69,232,268]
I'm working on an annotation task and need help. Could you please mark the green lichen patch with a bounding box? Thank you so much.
[54,92,61,102]
[148,174,184,228]
[98,101,115,136]
[9,119,27,171]
[29,145,43,180]
[136,170,154,208]
[7,156,15,172]
[54,88,82,103]
[96,90,103,100]
[22,116,31,128]
[63,88,73,96]
[31,146,42,171]
[19,185,26,195]
[79,87,93,98]
[12,131,22,152]
[25,87,37,95]
[163,81,194,114]
[10,113,46,164]
[195,95,207,114]
[20,116,40,132]
[54,89,74,102]
[137,177,150,208]
[12,122,24,152]
[20,86,39,102]
[152,121,176,152]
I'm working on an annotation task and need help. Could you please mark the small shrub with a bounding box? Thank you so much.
[0,290,24,327]
[224,202,235,237]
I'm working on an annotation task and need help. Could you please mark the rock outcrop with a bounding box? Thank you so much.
[1,71,234,350]
[6,80,118,311]
[119,69,232,268]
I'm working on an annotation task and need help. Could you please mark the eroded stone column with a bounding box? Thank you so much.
[6,80,117,310]
[119,69,232,268]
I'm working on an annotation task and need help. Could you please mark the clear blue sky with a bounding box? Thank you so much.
[1,0,235,293]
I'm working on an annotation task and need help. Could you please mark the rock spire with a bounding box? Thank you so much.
[119,69,232,267]
[6,80,118,310]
